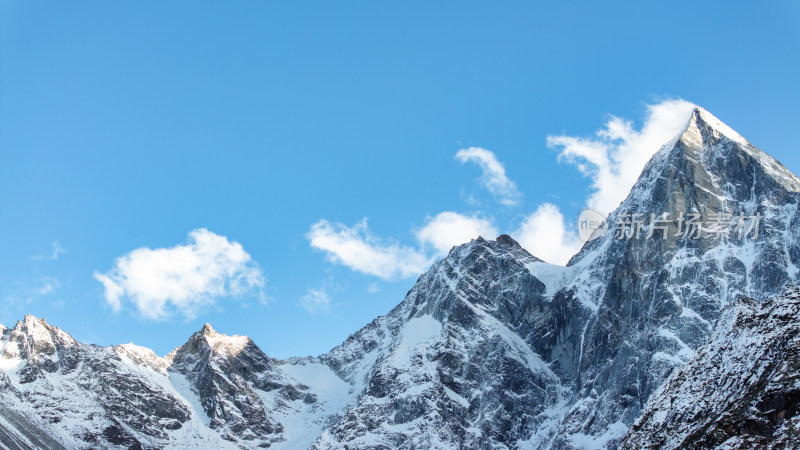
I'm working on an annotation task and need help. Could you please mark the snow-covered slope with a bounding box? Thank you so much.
[620,285,800,449]
[0,107,798,449]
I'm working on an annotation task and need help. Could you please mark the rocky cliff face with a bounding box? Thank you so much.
[0,107,798,449]
[546,107,800,447]
[314,237,569,448]
[166,324,318,447]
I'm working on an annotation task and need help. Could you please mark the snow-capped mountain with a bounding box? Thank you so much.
[312,236,569,448]
[0,317,354,449]
[1,107,798,449]
[544,107,800,447]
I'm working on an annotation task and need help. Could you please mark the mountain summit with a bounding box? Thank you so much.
[551,105,800,446]
[1,107,798,449]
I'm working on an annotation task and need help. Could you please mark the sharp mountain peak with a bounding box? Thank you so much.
[680,106,750,148]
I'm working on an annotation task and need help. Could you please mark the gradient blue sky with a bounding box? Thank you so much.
[2,1,799,357]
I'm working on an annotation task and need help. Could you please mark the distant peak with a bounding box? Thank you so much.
[195,323,249,343]
[199,323,217,337]
[680,106,749,149]
[180,323,253,358]
[496,234,522,249]
[15,314,48,331]
[7,314,73,353]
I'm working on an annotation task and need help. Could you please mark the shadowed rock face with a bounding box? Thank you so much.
[0,107,798,449]
[168,325,285,444]
[544,107,800,447]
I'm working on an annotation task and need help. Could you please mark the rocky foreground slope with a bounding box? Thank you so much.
[1,107,799,449]
[620,285,800,449]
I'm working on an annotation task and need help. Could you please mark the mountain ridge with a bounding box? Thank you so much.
[2,106,799,449]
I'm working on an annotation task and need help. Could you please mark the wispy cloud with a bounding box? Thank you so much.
[0,276,61,317]
[514,99,696,265]
[94,228,265,320]
[456,147,522,206]
[307,219,430,280]
[298,288,331,314]
[33,276,60,296]
[307,212,498,280]
[30,241,67,261]
[416,211,497,255]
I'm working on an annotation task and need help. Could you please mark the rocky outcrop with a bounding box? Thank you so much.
[168,323,316,447]
[620,285,800,449]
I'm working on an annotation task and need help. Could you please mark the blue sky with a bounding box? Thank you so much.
[2,1,799,357]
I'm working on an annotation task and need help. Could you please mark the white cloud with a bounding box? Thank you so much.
[307,219,430,280]
[416,211,498,255]
[94,228,265,320]
[514,203,583,265]
[308,213,499,280]
[298,288,331,314]
[51,241,67,260]
[456,147,522,206]
[548,99,696,213]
